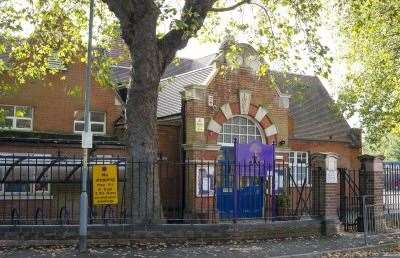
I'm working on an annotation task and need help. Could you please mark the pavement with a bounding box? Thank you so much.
[0,233,400,257]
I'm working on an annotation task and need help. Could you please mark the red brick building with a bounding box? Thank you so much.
[0,43,362,221]
[0,43,361,166]
[112,43,362,220]
[114,44,361,166]
[0,60,126,157]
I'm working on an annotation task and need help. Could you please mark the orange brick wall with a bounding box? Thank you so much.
[183,98,207,146]
[289,139,361,169]
[0,62,122,135]
[206,68,289,144]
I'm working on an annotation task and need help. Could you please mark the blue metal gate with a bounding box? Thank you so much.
[216,147,264,219]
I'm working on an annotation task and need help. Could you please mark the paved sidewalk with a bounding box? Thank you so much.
[0,233,399,258]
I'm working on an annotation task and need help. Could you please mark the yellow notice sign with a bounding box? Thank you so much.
[92,165,118,205]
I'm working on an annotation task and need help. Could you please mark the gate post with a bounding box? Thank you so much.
[358,155,385,232]
[311,153,340,235]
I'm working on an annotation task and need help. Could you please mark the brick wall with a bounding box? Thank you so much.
[289,139,361,169]
[158,125,181,161]
[183,98,208,146]
[0,219,323,242]
[206,68,289,145]
[0,62,122,136]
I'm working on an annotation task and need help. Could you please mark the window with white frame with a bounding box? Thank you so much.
[0,153,51,196]
[0,105,33,131]
[289,151,309,186]
[217,116,263,146]
[74,111,106,134]
[196,164,215,197]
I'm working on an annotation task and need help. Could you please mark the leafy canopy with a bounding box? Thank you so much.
[0,0,331,93]
[364,133,400,161]
[337,0,400,145]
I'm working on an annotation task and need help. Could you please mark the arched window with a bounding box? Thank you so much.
[217,116,264,146]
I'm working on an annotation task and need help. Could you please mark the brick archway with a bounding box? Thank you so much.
[207,102,278,144]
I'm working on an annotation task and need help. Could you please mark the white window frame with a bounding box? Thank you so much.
[217,115,266,147]
[73,111,106,135]
[0,105,33,131]
[196,164,215,197]
[288,151,310,186]
[0,153,52,199]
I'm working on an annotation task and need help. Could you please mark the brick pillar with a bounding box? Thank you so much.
[181,85,207,146]
[311,153,340,235]
[180,85,220,221]
[358,155,384,231]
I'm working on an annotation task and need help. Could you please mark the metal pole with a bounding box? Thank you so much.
[79,0,95,252]
[362,195,368,245]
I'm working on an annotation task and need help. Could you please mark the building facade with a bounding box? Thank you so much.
[114,43,361,167]
[0,61,127,157]
[0,43,362,222]
[113,43,362,220]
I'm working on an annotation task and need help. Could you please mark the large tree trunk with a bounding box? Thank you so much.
[121,4,163,223]
[104,0,216,224]
[125,80,162,223]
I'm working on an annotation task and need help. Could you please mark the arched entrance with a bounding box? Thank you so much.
[216,115,267,219]
[217,115,266,160]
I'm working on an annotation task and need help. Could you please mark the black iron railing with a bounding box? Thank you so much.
[0,155,320,225]
[338,168,362,232]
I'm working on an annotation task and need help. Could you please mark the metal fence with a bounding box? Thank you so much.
[363,164,400,235]
[0,155,321,225]
[367,164,400,231]
[338,168,362,232]
[339,164,400,233]
[363,194,400,233]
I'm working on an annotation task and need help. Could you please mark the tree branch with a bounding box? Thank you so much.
[249,2,275,42]
[210,0,251,12]
[103,0,160,52]
[157,0,216,72]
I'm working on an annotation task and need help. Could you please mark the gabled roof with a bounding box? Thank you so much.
[111,54,217,84]
[112,53,359,145]
[0,51,66,70]
[271,72,355,143]
[162,54,216,79]
[158,66,215,117]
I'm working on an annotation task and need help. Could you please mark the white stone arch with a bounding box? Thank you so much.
[217,115,266,147]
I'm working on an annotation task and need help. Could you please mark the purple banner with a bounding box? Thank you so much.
[235,140,275,176]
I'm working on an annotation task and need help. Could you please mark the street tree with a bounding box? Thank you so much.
[337,0,400,146]
[0,0,331,222]
[363,133,400,161]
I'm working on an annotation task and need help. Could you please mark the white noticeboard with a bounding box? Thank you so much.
[195,117,205,132]
[202,177,210,192]
[82,131,93,148]
[208,95,214,107]
[326,170,337,184]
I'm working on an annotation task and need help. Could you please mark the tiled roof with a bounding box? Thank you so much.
[110,54,217,84]
[270,72,354,143]
[0,51,66,71]
[48,54,66,70]
[162,54,216,79]
[158,66,215,117]
[111,65,131,84]
[110,54,358,144]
